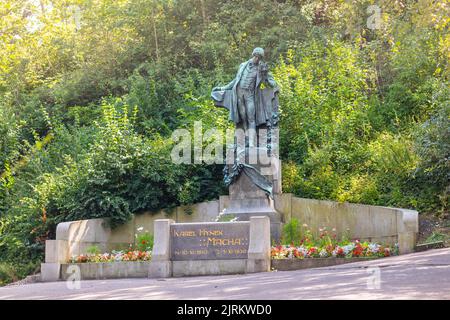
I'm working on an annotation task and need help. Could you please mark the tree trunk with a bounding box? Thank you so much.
[152,6,160,61]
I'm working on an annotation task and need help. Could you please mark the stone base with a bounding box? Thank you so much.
[247,259,271,273]
[219,211,281,243]
[271,257,382,271]
[172,260,248,277]
[149,261,172,278]
[398,232,416,254]
[40,263,61,282]
[60,262,152,280]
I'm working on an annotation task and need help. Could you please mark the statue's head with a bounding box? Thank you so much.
[252,47,264,59]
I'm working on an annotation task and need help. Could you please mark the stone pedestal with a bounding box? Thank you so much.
[40,263,61,282]
[223,142,282,242]
[247,216,271,273]
[149,219,174,278]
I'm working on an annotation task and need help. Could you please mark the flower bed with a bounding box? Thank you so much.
[69,250,151,263]
[274,222,399,261]
[270,236,399,271]
[271,241,398,259]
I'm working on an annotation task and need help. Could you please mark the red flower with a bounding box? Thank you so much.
[353,243,364,257]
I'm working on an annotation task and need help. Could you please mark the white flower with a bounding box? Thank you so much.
[332,247,339,257]
[342,244,355,255]
[319,249,328,258]
[137,226,144,232]
[114,253,124,261]
[368,243,380,253]
[298,246,308,257]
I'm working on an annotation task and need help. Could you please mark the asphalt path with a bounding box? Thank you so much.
[1,248,449,300]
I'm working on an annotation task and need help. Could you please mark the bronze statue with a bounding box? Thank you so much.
[211,48,280,197]
[211,47,279,148]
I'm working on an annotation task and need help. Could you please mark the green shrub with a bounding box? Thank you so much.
[86,245,101,255]
[282,218,301,246]
[0,263,17,286]
[136,232,154,252]
[425,232,446,244]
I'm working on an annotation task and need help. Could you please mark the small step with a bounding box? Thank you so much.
[415,241,445,252]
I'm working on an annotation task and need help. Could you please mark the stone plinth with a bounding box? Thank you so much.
[223,146,282,241]
[247,216,271,273]
[149,219,174,278]
[151,216,271,277]
[40,263,61,282]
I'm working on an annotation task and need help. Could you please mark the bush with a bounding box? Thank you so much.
[136,232,154,252]
[0,263,17,286]
[281,218,301,246]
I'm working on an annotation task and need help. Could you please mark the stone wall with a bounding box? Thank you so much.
[53,200,220,257]
[51,194,419,258]
[273,194,419,248]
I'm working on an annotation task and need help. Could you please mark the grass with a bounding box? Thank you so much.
[424,232,447,244]
[0,263,18,286]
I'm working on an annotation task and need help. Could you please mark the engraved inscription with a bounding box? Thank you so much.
[170,222,250,261]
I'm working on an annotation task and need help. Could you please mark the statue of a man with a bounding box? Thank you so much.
[212,47,278,147]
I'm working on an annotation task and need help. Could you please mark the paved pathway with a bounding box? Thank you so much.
[1,248,449,300]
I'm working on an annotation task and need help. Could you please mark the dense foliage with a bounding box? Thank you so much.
[0,0,448,284]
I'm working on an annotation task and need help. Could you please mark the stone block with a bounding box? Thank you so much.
[219,195,230,213]
[398,232,416,254]
[335,203,371,239]
[55,220,82,241]
[56,219,96,242]
[229,170,268,200]
[271,257,381,271]
[172,260,246,277]
[274,193,292,223]
[247,216,270,273]
[61,262,152,280]
[246,259,271,273]
[149,261,172,278]
[397,209,419,233]
[152,219,174,261]
[368,206,398,237]
[40,263,61,282]
[292,197,338,237]
[45,240,69,263]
